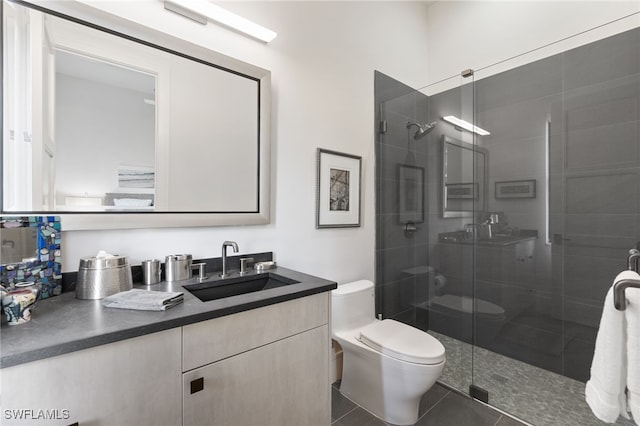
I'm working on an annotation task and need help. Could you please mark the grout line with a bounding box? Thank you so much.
[415,389,451,422]
[494,415,503,426]
[331,405,359,425]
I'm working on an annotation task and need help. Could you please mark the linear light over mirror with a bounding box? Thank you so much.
[442,115,490,136]
[164,0,277,43]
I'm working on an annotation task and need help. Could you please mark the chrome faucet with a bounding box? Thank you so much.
[221,241,239,278]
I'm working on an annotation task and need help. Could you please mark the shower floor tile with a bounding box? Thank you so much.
[430,331,636,426]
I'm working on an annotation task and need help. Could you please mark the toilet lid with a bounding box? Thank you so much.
[358,319,445,365]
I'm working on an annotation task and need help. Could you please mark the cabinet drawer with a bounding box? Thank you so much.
[183,292,329,371]
[183,325,330,426]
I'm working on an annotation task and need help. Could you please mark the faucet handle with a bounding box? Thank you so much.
[240,257,254,275]
[192,262,207,281]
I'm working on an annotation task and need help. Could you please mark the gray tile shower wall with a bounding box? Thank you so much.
[374,71,431,324]
[431,27,640,383]
[554,29,640,380]
[377,26,640,389]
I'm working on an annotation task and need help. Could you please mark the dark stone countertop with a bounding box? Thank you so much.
[439,230,538,247]
[0,266,337,369]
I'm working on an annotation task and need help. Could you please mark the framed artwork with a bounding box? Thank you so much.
[399,165,424,224]
[495,179,536,199]
[118,165,155,189]
[316,149,362,228]
[446,182,479,200]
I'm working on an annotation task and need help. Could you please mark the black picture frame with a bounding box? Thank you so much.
[495,179,536,199]
[399,165,425,224]
[316,149,362,228]
[446,182,479,200]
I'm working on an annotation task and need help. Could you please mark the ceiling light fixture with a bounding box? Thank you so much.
[164,0,277,43]
[442,115,490,136]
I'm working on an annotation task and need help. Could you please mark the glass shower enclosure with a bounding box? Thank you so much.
[375,16,640,426]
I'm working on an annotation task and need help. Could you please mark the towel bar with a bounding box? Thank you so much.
[613,278,640,311]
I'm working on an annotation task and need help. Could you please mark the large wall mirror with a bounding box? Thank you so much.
[2,0,270,230]
[442,135,488,218]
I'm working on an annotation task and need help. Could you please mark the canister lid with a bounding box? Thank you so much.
[165,254,192,262]
[79,255,129,269]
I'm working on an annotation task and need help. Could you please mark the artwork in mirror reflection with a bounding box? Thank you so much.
[399,165,424,224]
[0,216,62,299]
[2,0,260,214]
[442,136,488,218]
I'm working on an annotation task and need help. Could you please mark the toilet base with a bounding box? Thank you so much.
[338,337,444,425]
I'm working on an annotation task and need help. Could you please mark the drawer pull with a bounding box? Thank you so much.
[190,377,204,394]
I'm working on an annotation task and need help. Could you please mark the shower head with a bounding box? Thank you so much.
[407,121,437,140]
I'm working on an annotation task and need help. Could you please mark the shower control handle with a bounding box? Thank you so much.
[404,223,418,233]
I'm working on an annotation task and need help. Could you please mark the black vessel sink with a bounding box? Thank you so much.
[184,273,300,302]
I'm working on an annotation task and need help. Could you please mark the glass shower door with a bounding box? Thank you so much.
[471,21,640,426]
[374,70,477,397]
[418,72,478,395]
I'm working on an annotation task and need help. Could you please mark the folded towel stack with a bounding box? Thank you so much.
[102,289,184,311]
[586,270,640,424]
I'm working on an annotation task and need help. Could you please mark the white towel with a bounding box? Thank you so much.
[586,270,640,423]
[627,284,640,422]
[102,289,184,311]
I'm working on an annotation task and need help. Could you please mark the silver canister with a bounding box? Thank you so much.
[165,254,193,282]
[141,259,162,285]
[76,255,133,300]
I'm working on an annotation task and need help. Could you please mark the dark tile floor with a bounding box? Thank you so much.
[332,381,528,426]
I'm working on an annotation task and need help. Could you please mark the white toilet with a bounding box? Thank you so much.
[331,280,446,425]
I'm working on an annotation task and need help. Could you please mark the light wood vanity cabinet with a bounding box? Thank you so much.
[1,328,183,426]
[0,293,331,426]
[182,292,331,426]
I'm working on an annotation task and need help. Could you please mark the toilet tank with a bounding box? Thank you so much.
[331,280,375,334]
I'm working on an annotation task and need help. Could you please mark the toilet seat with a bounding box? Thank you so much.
[357,319,445,365]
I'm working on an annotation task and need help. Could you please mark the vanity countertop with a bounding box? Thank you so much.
[439,230,538,247]
[0,266,337,368]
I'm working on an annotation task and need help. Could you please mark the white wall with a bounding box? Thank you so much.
[53,1,431,284]
[425,1,640,89]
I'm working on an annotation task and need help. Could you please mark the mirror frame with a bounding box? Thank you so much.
[1,0,271,230]
[441,135,488,218]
